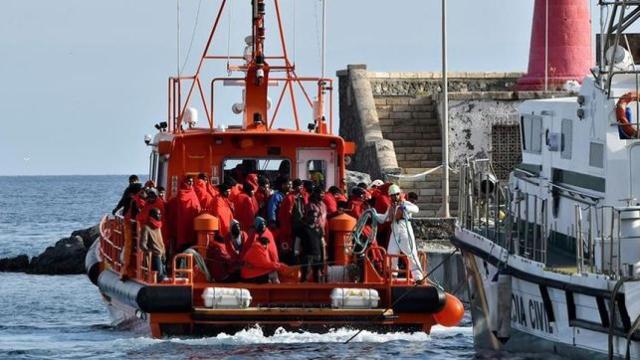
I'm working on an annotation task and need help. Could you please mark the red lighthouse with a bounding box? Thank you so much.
[517,0,593,90]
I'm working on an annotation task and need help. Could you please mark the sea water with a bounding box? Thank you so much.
[0,176,544,359]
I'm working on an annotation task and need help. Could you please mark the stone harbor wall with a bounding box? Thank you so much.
[338,65,572,216]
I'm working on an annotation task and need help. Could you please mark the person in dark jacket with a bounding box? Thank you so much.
[112,175,141,215]
[294,208,325,282]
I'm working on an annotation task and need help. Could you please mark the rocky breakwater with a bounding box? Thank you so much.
[0,225,99,275]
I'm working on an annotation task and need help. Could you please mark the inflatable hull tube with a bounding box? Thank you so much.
[97,270,192,313]
[85,240,101,285]
[391,286,447,313]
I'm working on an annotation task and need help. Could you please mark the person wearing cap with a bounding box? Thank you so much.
[140,208,167,282]
[374,184,423,282]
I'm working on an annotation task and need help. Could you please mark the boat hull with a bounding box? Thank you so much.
[454,226,640,359]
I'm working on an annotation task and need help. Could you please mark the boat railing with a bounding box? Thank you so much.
[594,205,640,278]
[100,215,194,285]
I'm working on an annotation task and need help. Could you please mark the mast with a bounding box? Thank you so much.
[243,0,270,130]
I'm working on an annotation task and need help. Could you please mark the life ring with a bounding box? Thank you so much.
[616,91,638,138]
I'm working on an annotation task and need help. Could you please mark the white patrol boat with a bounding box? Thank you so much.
[453,1,640,358]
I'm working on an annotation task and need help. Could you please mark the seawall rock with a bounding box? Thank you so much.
[0,225,100,275]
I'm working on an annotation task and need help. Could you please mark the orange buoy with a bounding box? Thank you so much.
[194,213,219,232]
[433,293,464,327]
[329,213,357,265]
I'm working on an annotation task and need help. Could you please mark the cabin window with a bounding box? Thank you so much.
[521,115,542,154]
[589,142,604,168]
[307,160,327,189]
[561,119,572,159]
[223,158,290,184]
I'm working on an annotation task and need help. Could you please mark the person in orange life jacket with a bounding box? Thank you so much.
[224,219,249,282]
[294,208,325,282]
[194,173,215,209]
[241,222,283,284]
[255,175,272,218]
[233,182,259,232]
[139,208,167,282]
[167,176,201,254]
[112,175,142,216]
[212,183,234,237]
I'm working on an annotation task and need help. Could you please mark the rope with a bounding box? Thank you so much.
[386,165,458,181]
[343,248,460,344]
[351,208,378,255]
[180,0,204,74]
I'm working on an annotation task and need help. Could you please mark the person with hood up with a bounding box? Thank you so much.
[374,184,423,282]
[136,188,165,227]
[139,208,167,282]
[233,182,259,231]
[240,234,284,284]
[167,176,201,254]
[112,175,142,216]
[323,186,342,219]
[194,173,215,209]
[212,183,234,237]
[373,182,393,248]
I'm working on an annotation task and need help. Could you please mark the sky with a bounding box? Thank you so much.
[0,0,555,175]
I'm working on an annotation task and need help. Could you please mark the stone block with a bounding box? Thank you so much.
[390,112,412,120]
[374,98,387,105]
[386,98,410,105]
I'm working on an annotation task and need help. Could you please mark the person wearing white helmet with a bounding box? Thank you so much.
[374,183,423,282]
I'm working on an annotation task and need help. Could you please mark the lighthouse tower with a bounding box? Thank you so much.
[517,0,592,90]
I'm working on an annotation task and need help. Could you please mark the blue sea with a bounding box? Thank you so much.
[0,175,545,359]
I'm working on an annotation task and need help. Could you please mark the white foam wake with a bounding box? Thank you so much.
[115,325,472,347]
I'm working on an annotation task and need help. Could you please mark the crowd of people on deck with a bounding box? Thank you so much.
[112,170,423,284]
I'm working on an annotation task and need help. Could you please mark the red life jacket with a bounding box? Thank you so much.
[240,238,282,279]
[233,193,258,232]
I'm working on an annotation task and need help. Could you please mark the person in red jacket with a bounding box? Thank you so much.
[136,188,165,228]
[194,173,215,209]
[207,233,233,282]
[246,173,259,192]
[323,186,343,219]
[167,176,202,254]
[233,182,259,231]
[249,217,279,263]
[374,183,393,248]
[224,220,249,282]
[276,181,297,263]
[255,176,272,218]
[212,183,234,237]
[241,235,283,283]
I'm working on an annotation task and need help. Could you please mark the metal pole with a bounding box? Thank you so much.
[321,0,327,78]
[441,0,451,218]
[544,0,549,92]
